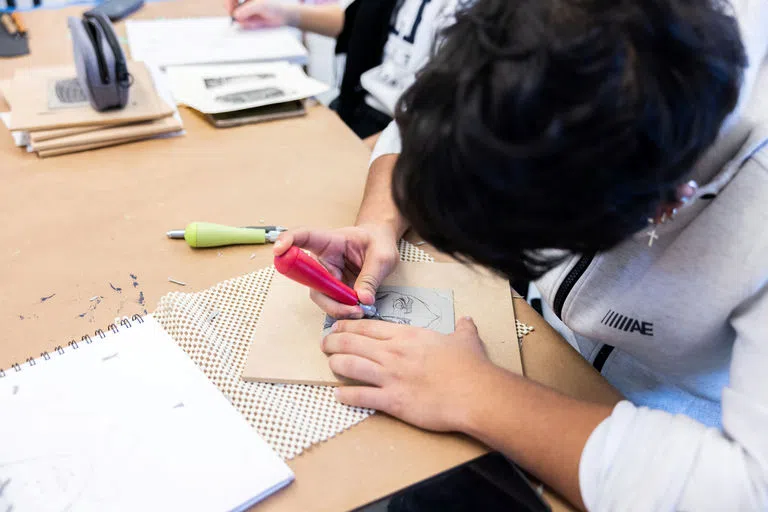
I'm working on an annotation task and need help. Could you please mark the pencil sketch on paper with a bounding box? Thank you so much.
[0,452,96,511]
[322,286,455,336]
[203,73,276,89]
[215,87,285,105]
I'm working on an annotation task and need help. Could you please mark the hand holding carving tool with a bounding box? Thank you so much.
[274,246,379,318]
[166,222,286,248]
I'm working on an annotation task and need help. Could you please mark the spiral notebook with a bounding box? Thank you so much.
[0,314,294,512]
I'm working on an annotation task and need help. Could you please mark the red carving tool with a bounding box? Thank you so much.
[274,246,379,317]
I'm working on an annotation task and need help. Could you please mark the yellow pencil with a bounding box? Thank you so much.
[10,12,26,35]
[0,13,17,36]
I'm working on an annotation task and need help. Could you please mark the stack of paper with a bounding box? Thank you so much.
[0,61,184,158]
[165,61,329,125]
[126,17,329,127]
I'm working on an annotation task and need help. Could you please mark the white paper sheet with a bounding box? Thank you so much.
[165,62,329,114]
[0,112,29,147]
[148,63,186,137]
[126,17,308,69]
[0,315,294,512]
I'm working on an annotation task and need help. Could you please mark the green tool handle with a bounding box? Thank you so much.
[184,222,266,248]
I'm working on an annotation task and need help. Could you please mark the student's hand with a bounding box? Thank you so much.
[230,0,298,29]
[322,316,498,432]
[273,225,400,319]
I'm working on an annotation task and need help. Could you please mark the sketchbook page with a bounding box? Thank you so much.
[166,62,329,114]
[126,17,308,69]
[0,316,294,512]
[243,262,521,386]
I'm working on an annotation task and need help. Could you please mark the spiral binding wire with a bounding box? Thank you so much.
[0,313,145,379]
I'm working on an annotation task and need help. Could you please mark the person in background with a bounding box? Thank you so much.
[228,0,456,147]
[274,0,768,509]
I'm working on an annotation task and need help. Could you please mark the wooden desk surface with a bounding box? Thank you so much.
[0,3,621,511]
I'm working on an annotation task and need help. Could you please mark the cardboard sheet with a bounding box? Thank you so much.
[30,115,183,152]
[3,76,162,144]
[9,61,173,131]
[36,135,157,158]
[8,61,184,156]
[30,125,111,143]
[243,262,522,385]
[1,78,126,142]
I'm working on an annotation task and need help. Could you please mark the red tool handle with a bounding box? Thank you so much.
[274,246,359,306]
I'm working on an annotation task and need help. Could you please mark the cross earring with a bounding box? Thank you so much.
[645,218,659,247]
[645,180,695,248]
[645,209,678,247]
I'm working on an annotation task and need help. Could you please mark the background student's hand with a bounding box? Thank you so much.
[229,0,298,29]
[273,225,400,319]
[322,316,498,432]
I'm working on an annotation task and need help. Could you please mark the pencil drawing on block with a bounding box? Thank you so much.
[322,286,455,336]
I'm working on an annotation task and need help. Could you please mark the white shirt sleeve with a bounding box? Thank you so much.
[369,120,402,165]
[579,282,768,511]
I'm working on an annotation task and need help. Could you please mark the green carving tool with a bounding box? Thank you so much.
[166,222,286,248]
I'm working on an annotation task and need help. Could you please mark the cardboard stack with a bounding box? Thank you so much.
[0,61,184,157]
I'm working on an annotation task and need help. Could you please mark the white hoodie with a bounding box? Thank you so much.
[371,1,768,509]
[536,114,768,511]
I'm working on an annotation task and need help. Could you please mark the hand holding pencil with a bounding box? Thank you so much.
[228,0,298,29]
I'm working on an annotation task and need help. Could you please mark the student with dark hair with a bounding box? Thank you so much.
[229,0,457,144]
[275,0,768,508]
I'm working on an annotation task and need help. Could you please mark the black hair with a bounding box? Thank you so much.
[392,0,746,280]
